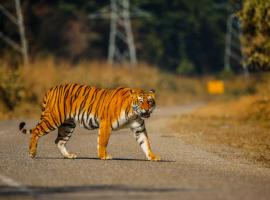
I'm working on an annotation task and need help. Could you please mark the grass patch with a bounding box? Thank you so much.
[173,74,270,167]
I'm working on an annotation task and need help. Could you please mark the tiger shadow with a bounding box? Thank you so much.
[36,156,175,162]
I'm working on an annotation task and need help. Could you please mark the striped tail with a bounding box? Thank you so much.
[19,122,32,134]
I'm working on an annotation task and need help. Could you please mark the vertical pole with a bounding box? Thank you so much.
[15,0,29,68]
[107,0,137,67]
[238,19,249,76]
[108,0,117,65]
[122,0,137,66]
[224,14,233,72]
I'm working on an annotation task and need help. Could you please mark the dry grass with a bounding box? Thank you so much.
[0,57,206,119]
[173,113,270,166]
[173,74,270,167]
[22,58,206,104]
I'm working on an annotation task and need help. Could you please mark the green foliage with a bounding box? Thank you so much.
[177,57,195,75]
[218,68,235,79]
[0,68,24,110]
[0,0,229,73]
[239,0,270,71]
[135,0,227,73]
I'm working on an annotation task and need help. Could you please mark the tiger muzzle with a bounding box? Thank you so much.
[141,111,151,118]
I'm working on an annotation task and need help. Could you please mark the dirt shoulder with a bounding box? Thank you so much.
[171,96,270,167]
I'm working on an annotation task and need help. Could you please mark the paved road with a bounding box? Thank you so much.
[0,103,270,200]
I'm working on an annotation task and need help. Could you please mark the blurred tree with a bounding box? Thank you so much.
[0,0,231,74]
[239,0,270,71]
[177,57,195,75]
[134,0,228,73]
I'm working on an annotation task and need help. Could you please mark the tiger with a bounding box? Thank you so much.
[19,83,160,161]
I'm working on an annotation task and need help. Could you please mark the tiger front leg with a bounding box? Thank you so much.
[130,119,160,161]
[97,121,112,160]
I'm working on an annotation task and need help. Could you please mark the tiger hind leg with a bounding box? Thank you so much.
[55,119,77,159]
[29,120,55,158]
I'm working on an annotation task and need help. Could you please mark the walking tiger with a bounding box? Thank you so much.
[19,83,160,161]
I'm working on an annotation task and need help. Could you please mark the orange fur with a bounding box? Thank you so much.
[19,83,159,161]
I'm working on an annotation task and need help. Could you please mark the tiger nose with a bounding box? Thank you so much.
[143,109,149,113]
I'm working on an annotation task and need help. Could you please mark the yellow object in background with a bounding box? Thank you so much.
[207,80,224,94]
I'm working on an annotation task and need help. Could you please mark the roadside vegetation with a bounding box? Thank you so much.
[173,73,270,167]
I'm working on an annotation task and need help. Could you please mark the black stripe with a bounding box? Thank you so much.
[51,86,59,117]
[139,141,144,146]
[43,120,54,131]
[51,112,60,127]
[107,88,125,108]
[110,88,125,101]
[110,87,123,97]
[89,117,93,126]
[94,89,106,115]
[122,90,130,97]
[87,88,99,113]
[64,85,71,113]
[64,130,73,134]
[82,113,88,128]
[96,90,108,119]
[135,128,146,135]
[57,85,65,124]
[38,124,48,135]
[109,87,124,105]
[79,88,92,119]
[81,85,88,96]
[62,123,76,129]
[94,117,99,127]
[57,85,63,124]
[68,84,79,116]
[63,84,71,116]
[139,120,145,127]
[48,87,58,111]
[74,85,84,99]
[78,95,89,116]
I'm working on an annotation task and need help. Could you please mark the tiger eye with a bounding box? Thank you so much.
[148,99,154,106]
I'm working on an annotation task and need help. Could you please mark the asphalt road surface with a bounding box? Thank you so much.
[0,103,270,200]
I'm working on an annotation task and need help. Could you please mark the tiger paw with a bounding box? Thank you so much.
[100,154,113,160]
[98,145,112,160]
[64,153,77,159]
[148,154,161,161]
[29,151,36,159]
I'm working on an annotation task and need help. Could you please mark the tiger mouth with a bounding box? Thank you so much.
[141,113,151,118]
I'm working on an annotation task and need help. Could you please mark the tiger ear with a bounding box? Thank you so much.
[130,90,137,99]
[149,89,156,98]
[149,89,155,94]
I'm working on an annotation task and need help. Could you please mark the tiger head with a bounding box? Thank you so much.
[131,89,156,119]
